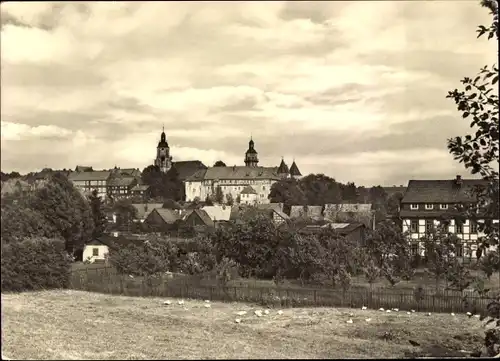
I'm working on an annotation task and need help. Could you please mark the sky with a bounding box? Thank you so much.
[0,1,497,186]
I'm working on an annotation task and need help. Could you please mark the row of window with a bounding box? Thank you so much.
[409,219,477,233]
[410,203,448,210]
[409,243,471,257]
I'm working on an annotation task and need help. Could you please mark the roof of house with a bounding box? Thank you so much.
[173,161,208,181]
[149,208,180,224]
[277,159,289,174]
[186,166,281,181]
[202,205,232,221]
[131,203,164,219]
[131,184,150,192]
[401,178,488,203]
[68,171,111,182]
[289,205,323,219]
[256,203,284,213]
[289,161,302,176]
[119,168,141,176]
[107,176,136,187]
[324,203,373,212]
[240,185,257,195]
[300,222,365,235]
[186,209,214,227]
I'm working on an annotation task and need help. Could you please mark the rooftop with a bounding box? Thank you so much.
[186,166,281,181]
[68,171,111,182]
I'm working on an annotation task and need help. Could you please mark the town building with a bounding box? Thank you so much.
[154,126,173,173]
[400,175,496,259]
[68,170,111,199]
[184,138,302,204]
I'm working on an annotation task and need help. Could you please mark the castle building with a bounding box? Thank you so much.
[154,127,172,173]
[184,137,302,204]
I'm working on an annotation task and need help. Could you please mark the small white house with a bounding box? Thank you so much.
[82,235,146,263]
[240,185,258,205]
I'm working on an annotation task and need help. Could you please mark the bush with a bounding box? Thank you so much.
[1,237,72,292]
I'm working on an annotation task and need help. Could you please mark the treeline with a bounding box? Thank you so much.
[107,215,494,292]
[1,173,102,292]
[268,174,404,220]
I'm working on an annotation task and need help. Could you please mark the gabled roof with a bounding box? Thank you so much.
[324,203,373,213]
[202,205,232,221]
[68,171,111,182]
[107,176,136,187]
[172,161,208,181]
[401,178,488,203]
[289,161,302,176]
[150,208,180,224]
[256,203,284,213]
[289,205,323,219]
[186,166,281,181]
[186,209,214,227]
[240,185,257,195]
[131,203,164,219]
[277,159,289,174]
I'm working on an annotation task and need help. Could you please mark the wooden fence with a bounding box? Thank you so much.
[69,267,496,314]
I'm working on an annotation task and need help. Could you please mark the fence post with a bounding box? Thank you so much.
[314,290,317,304]
[432,294,435,312]
[234,286,237,300]
[210,287,213,300]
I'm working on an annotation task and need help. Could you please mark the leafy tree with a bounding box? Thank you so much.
[213,160,227,167]
[204,195,214,206]
[162,199,182,209]
[214,185,224,204]
[111,198,138,233]
[235,194,241,204]
[226,193,234,206]
[387,192,404,216]
[29,172,94,254]
[89,189,107,238]
[446,1,499,356]
[299,174,343,205]
[0,204,58,242]
[141,165,183,201]
[364,260,381,291]
[341,182,359,203]
[421,224,461,290]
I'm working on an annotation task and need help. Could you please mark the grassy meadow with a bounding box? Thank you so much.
[1,290,487,359]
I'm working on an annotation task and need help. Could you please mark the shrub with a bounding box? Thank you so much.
[1,237,72,292]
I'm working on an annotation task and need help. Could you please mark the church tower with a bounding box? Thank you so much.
[244,137,259,167]
[154,126,172,173]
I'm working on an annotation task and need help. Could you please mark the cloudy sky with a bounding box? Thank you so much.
[0,1,496,186]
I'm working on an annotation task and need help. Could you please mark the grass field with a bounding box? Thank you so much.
[1,290,487,359]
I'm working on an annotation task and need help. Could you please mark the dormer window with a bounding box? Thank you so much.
[410,204,419,210]
[440,204,448,210]
[425,204,434,210]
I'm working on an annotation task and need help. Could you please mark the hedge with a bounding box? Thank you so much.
[1,237,72,292]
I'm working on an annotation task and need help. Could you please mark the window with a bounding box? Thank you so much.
[425,204,434,210]
[456,222,464,234]
[455,244,463,257]
[470,220,478,234]
[410,204,419,210]
[410,220,418,233]
[92,248,99,256]
[425,219,434,233]
[440,204,448,210]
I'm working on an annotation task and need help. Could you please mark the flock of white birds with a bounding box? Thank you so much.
[161,298,482,325]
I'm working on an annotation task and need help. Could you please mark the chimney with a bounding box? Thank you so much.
[455,175,462,185]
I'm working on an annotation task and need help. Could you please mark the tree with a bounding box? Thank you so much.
[0,203,58,242]
[421,224,461,290]
[341,182,359,203]
[112,198,138,230]
[214,185,224,204]
[387,192,404,216]
[141,165,183,201]
[213,160,227,167]
[204,195,214,206]
[446,1,499,356]
[89,189,107,238]
[226,193,234,206]
[29,172,94,254]
[268,178,307,214]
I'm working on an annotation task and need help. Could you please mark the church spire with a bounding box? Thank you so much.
[244,136,259,167]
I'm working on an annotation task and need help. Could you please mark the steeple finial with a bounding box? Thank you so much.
[162,124,165,132]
